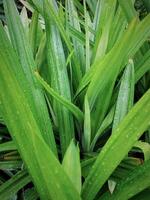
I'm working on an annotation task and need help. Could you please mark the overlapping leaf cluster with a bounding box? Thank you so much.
[0,0,150,199]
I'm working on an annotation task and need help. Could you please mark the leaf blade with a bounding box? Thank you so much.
[82,89,150,200]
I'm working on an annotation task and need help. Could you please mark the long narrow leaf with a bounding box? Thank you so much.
[29,10,39,57]
[0,23,80,200]
[82,89,150,200]
[92,0,117,63]
[83,95,91,152]
[44,0,76,155]
[87,15,150,134]
[66,0,85,74]
[112,60,134,132]
[62,140,81,194]
[4,0,57,154]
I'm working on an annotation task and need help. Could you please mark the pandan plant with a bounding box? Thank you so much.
[0,0,150,199]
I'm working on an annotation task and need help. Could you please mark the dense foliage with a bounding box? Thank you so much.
[0,0,150,199]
